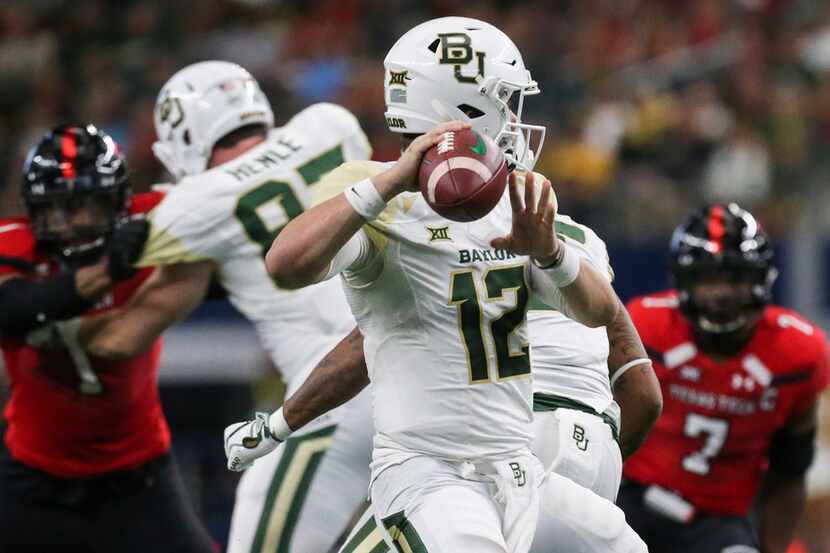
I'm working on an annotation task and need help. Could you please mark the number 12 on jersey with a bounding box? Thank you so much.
[449,264,531,383]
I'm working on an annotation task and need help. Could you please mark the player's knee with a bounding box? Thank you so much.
[543,472,637,545]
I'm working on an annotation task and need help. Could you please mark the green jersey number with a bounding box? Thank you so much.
[449,265,530,383]
[234,145,344,254]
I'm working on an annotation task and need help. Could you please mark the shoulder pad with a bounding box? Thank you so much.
[312,160,391,205]
[291,103,362,138]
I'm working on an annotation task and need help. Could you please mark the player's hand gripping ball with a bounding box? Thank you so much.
[418,128,508,222]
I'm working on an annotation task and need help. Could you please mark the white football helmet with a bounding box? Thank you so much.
[384,17,545,170]
[152,61,274,180]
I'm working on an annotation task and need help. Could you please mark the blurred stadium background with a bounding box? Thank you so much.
[1,0,829,550]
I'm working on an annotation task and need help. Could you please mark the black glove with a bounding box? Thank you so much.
[108,217,150,282]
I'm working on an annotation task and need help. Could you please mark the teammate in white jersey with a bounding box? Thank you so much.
[225,17,642,553]
[528,213,661,503]
[73,61,375,553]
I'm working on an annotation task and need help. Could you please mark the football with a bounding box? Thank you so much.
[418,128,509,222]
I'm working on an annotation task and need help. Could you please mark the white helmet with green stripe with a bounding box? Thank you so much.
[383,16,545,171]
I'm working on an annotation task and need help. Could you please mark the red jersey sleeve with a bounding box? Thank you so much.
[0,218,36,277]
[128,191,165,215]
[626,291,681,348]
[789,326,830,418]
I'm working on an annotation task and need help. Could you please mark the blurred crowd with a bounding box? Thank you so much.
[2,0,830,241]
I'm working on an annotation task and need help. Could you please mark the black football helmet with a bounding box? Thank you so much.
[669,203,777,349]
[22,124,130,266]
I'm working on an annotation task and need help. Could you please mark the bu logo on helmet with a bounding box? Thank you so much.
[437,33,485,83]
[158,96,184,129]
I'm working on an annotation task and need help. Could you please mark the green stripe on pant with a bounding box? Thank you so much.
[382,511,428,553]
[340,509,390,553]
[250,424,337,553]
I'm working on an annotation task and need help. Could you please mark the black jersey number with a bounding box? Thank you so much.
[448,265,530,383]
[234,145,344,255]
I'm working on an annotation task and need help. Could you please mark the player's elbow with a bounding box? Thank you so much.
[581,293,620,328]
[643,383,663,424]
[90,345,134,360]
[89,338,145,360]
[266,242,307,289]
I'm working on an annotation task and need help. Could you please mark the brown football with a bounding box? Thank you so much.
[418,128,508,222]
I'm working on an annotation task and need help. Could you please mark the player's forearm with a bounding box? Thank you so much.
[79,311,158,359]
[759,474,806,553]
[282,327,368,430]
[267,196,369,288]
[80,263,211,359]
[606,300,662,458]
[557,260,620,328]
[615,363,661,458]
[267,173,400,289]
[0,269,104,335]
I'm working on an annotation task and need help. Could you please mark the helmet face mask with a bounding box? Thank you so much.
[153,61,274,181]
[680,268,762,334]
[669,203,777,355]
[383,17,545,171]
[29,193,119,265]
[22,124,130,266]
[484,76,544,170]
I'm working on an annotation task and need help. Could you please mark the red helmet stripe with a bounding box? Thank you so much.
[61,131,77,179]
[708,204,725,253]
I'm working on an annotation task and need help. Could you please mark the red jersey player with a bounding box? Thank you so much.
[0,125,214,553]
[618,203,829,553]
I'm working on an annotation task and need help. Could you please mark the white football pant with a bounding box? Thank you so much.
[227,389,373,553]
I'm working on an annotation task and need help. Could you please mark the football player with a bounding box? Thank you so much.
[0,125,215,553]
[227,17,648,553]
[74,61,373,553]
[619,203,829,553]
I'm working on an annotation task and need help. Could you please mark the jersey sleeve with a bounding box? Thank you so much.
[555,214,614,282]
[790,328,830,417]
[310,160,393,284]
[0,219,36,277]
[137,189,234,267]
[294,103,372,166]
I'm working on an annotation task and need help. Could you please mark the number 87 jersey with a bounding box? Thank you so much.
[623,291,830,516]
[140,103,372,395]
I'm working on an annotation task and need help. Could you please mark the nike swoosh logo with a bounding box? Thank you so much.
[469,132,487,156]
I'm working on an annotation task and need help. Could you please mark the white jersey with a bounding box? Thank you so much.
[140,103,371,394]
[527,215,617,416]
[315,161,578,465]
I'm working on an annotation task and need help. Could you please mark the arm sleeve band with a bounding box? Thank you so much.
[322,229,379,281]
[0,273,94,335]
[528,244,582,317]
[768,427,817,478]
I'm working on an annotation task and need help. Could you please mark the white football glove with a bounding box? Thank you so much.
[224,412,283,472]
